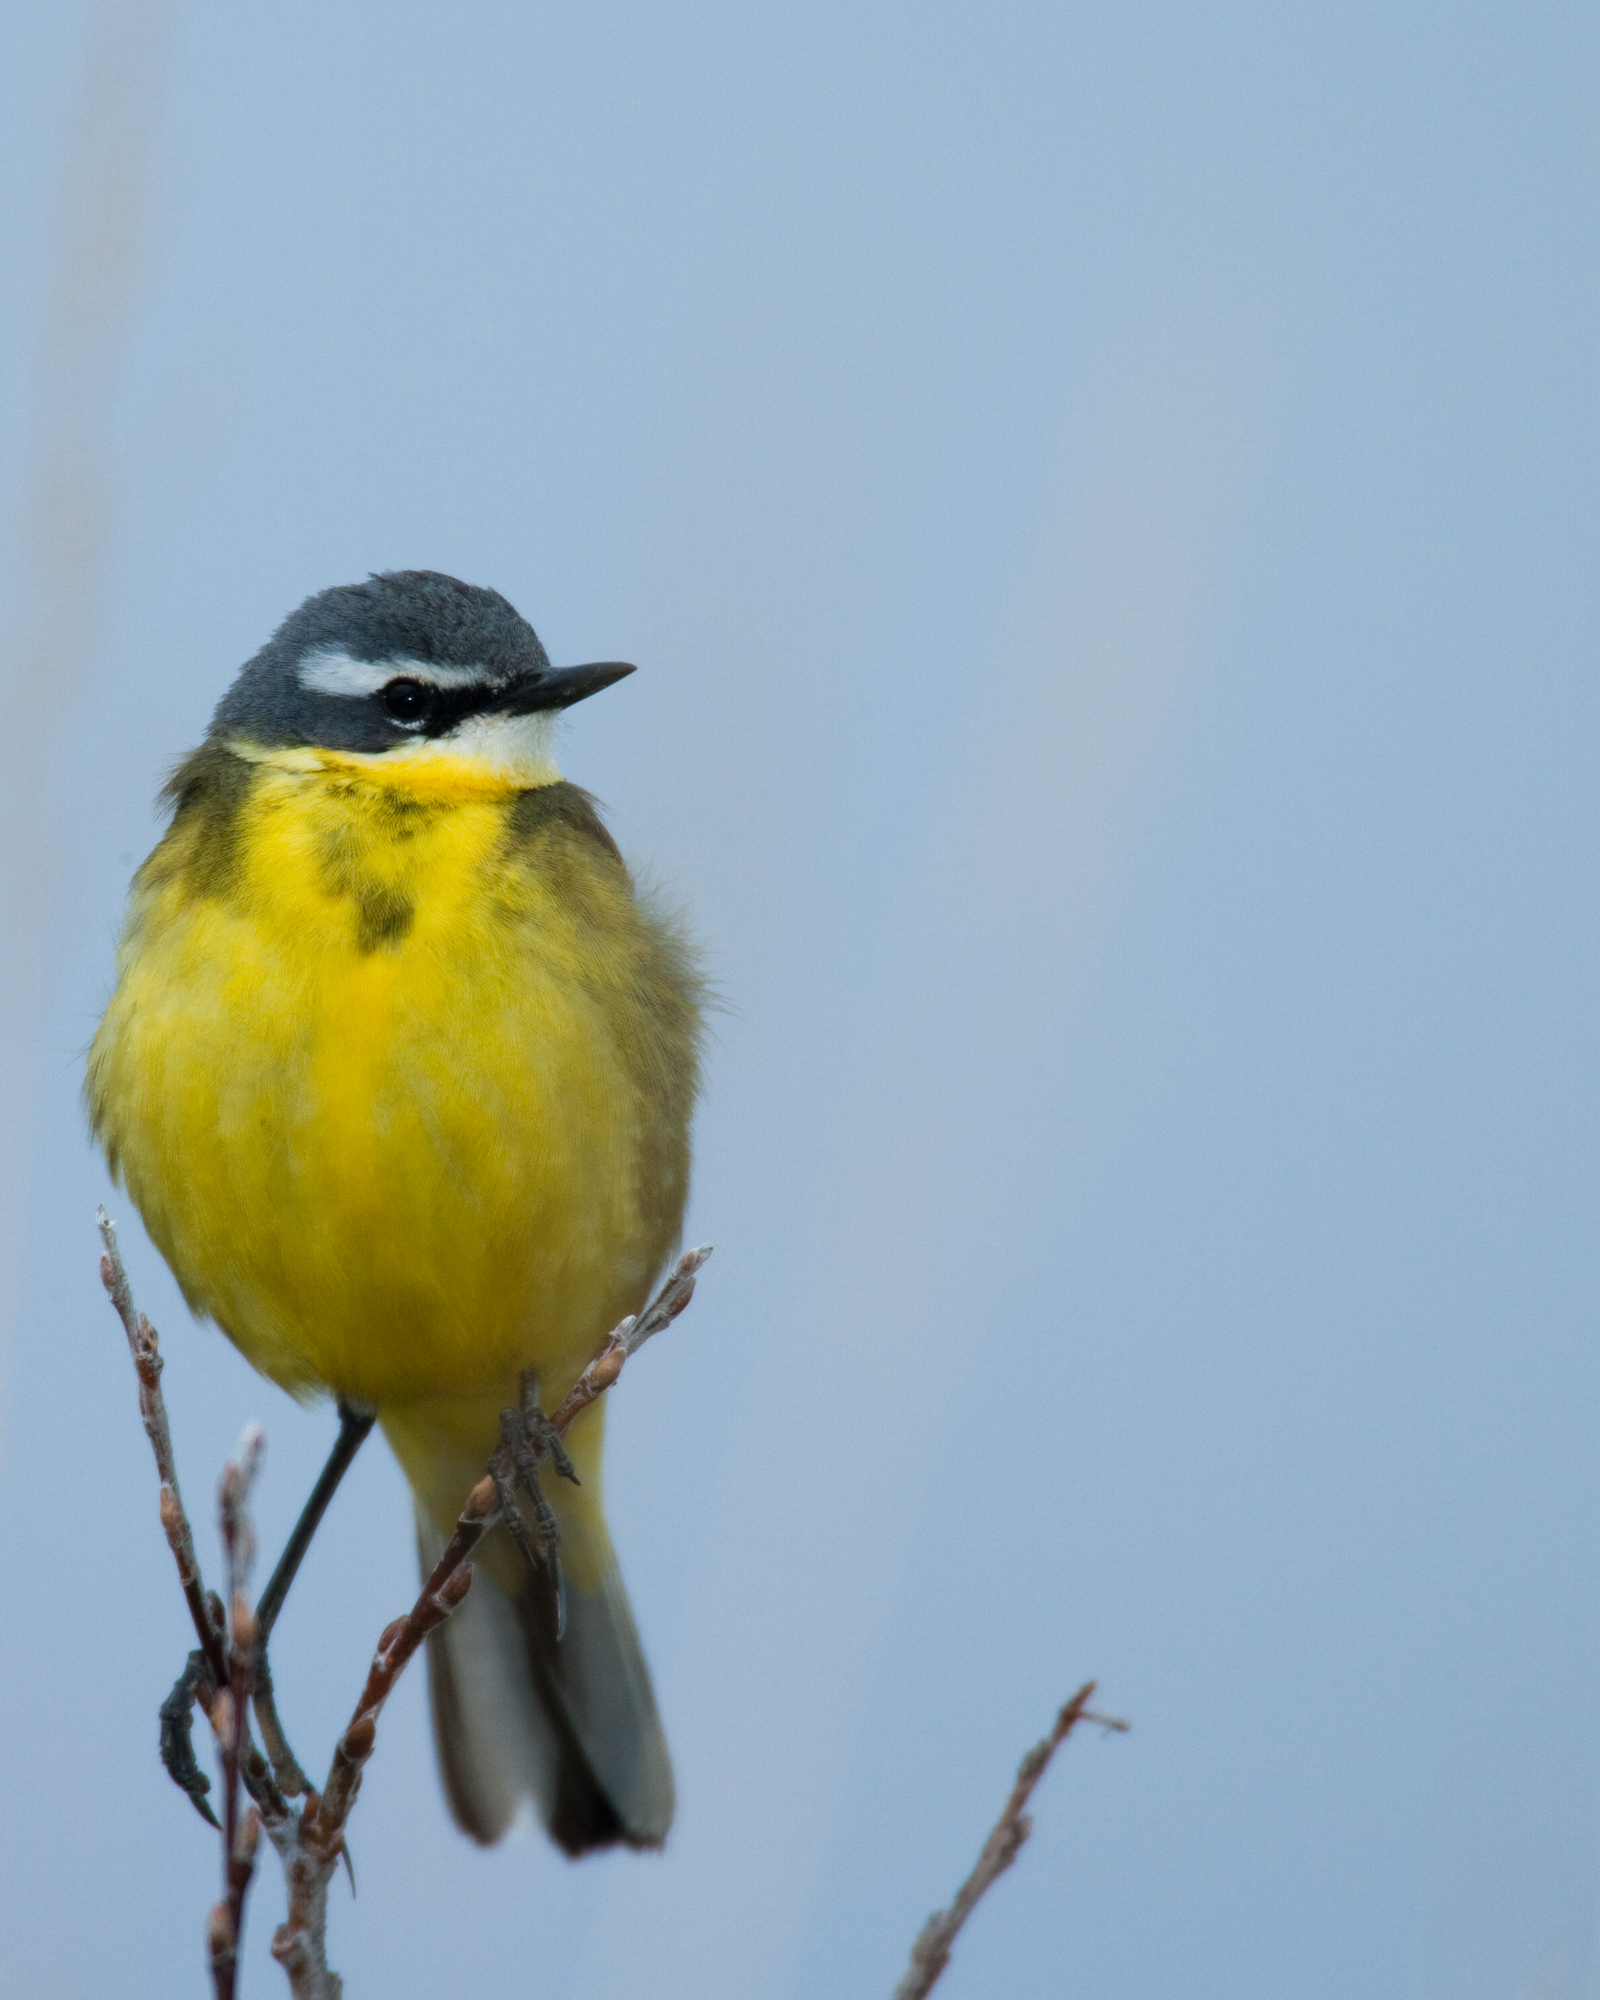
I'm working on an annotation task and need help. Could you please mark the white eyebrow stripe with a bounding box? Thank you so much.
[296,647,493,697]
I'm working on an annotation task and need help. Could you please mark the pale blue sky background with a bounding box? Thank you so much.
[0,3,1595,1996]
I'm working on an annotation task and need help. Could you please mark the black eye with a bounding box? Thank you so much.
[381,678,434,726]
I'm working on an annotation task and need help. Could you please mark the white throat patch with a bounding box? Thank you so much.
[426,708,561,785]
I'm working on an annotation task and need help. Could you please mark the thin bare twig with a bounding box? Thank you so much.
[100,1214,293,1841]
[894,1681,1130,2000]
[94,1222,283,1998]
[547,1244,712,1434]
[98,1209,229,1694]
[208,1425,265,2000]
[250,1654,313,1802]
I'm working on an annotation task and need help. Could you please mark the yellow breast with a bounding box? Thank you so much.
[87,742,702,1419]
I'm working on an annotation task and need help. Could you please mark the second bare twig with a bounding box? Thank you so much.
[209,1425,265,2000]
[894,1682,1129,2000]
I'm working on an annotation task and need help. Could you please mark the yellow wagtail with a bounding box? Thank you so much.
[87,570,704,1852]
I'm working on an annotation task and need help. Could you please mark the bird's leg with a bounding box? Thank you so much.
[488,1371,580,1640]
[519,1367,580,1486]
[244,1400,375,1796]
[256,1401,378,1642]
[494,1409,560,1559]
[491,1409,565,1638]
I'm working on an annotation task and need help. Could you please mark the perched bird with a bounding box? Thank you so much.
[87,570,703,1853]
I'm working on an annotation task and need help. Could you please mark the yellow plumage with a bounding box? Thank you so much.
[89,721,702,1847]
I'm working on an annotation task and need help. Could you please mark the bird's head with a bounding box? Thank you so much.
[210,570,633,789]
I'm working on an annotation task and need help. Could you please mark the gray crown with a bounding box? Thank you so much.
[211,571,557,754]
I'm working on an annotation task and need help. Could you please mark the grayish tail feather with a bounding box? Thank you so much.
[418,1510,674,1854]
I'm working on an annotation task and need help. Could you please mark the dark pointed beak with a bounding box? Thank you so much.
[499,661,636,714]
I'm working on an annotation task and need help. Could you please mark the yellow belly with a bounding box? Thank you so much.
[87,749,697,1453]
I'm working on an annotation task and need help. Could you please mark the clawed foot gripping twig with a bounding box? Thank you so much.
[97,1212,712,1998]
[489,1373,576,1638]
[161,1651,221,1829]
[485,1243,714,1639]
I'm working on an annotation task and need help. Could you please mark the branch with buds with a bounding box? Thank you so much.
[100,1213,1122,1997]
[97,1210,710,1998]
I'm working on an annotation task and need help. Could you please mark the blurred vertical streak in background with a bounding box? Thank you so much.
[0,0,178,1441]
